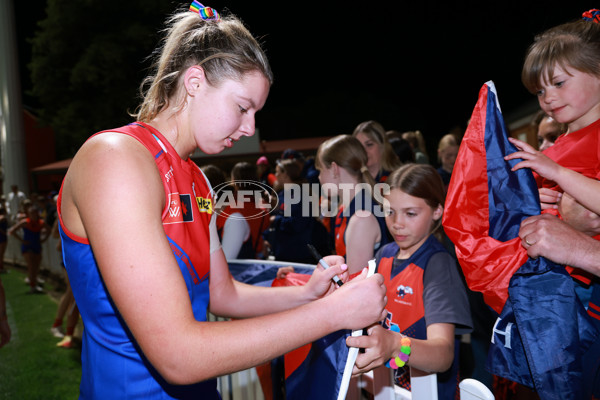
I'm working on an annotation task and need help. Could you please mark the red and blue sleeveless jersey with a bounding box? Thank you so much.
[22,218,44,241]
[58,122,218,399]
[334,188,389,258]
[20,218,45,253]
[23,218,44,233]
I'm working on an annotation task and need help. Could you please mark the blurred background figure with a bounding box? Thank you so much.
[264,159,329,262]
[402,130,430,165]
[386,130,416,164]
[214,162,270,260]
[280,148,319,185]
[531,110,567,152]
[352,120,401,182]
[256,156,276,188]
[8,205,50,293]
[6,185,26,226]
[436,133,460,191]
[50,198,80,348]
[200,164,229,193]
[0,207,8,274]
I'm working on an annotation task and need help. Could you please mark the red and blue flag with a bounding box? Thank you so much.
[442,81,600,399]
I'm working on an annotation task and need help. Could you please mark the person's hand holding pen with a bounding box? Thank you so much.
[306,244,344,287]
[303,255,350,299]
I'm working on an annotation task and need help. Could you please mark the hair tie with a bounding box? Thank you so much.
[360,166,369,174]
[190,1,220,21]
[582,9,600,23]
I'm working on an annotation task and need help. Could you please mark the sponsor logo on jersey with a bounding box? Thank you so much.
[381,311,394,330]
[396,284,414,299]
[164,166,174,183]
[196,197,212,214]
[164,193,194,224]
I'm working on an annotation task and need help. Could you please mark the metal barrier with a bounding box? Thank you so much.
[209,312,265,400]
[209,259,317,400]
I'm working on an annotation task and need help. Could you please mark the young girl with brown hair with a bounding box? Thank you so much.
[348,164,472,399]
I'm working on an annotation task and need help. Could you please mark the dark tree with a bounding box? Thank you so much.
[29,0,174,158]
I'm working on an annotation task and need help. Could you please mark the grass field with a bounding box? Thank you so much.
[0,265,81,399]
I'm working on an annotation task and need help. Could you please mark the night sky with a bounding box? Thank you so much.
[13,1,594,157]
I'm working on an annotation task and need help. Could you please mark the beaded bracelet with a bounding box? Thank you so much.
[385,326,412,369]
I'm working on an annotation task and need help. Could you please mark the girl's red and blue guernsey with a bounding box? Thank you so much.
[536,117,600,192]
[57,122,218,399]
[334,188,389,258]
[376,236,460,400]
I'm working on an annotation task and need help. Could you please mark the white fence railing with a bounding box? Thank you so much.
[210,313,266,400]
[5,234,64,276]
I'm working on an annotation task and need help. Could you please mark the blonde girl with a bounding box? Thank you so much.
[317,134,390,274]
[57,4,386,398]
[353,120,402,182]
